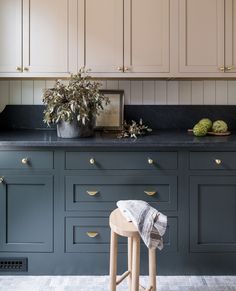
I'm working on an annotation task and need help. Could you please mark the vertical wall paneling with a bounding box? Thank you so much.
[155,81,167,104]
[191,81,204,104]
[216,80,228,104]
[118,80,131,104]
[203,80,216,104]
[9,81,21,104]
[46,80,56,89]
[167,81,179,104]
[33,81,46,105]
[131,81,143,104]
[228,80,236,104]
[0,81,10,111]
[22,81,34,104]
[179,81,191,104]
[143,81,155,104]
[106,80,119,90]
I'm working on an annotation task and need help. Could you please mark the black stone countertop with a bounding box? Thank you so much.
[0,129,236,149]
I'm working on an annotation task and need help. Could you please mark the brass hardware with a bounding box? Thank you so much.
[89,158,95,165]
[219,66,225,72]
[215,159,222,165]
[148,158,154,165]
[21,158,29,165]
[144,191,156,196]
[0,177,4,184]
[86,191,98,196]
[16,66,22,72]
[117,66,123,72]
[124,67,130,72]
[86,232,99,238]
[23,67,29,72]
[226,66,233,71]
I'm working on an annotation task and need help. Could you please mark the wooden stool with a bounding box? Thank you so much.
[109,208,157,291]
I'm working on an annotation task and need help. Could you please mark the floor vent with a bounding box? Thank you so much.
[0,258,28,272]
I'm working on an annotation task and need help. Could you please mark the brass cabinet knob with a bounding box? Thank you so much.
[86,232,99,238]
[86,191,98,196]
[226,66,233,71]
[215,159,222,165]
[148,158,154,165]
[23,67,29,72]
[89,158,95,165]
[0,177,4,184]
[21,158,29,165]
[116,66,123,72]
[16,66,22,72]
[219,66,225,72]
[144,191,156,196]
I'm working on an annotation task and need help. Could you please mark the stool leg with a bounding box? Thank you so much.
[148,248,157,291]
[109,230,118,291]
[131,236,140,291]
[128,237,133,290]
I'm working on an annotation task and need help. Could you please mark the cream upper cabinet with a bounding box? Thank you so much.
[78,0,123,73]
[22,0,76,74]
[124,0,170,73]
[0,0,22,73]
[179,0,225,73]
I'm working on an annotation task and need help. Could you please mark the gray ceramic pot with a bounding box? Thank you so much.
[57,115,95,138]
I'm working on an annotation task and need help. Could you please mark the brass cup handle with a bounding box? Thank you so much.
[86,191,98,196]
[0,177,4,184]
[219,66,225,72]
[21,158,29,165]
[226,66,233,71]
[89,158,95,165]
[23,67,29,72]
[215,159,222,165]
[144,191,156,196]
[86,232,99,238]
[124,67,130,72]
[16,66,22,72]
[116,66,123,72]
[148,158,154,165]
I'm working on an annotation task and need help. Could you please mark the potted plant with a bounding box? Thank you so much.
[42,68,109,138]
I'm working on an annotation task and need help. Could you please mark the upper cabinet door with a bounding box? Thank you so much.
[78,0,123,73]
[0,0,22,73]
[124,0,170,73]
[179,0,224,73]
[22,0,75,74]
[225,0,236,73]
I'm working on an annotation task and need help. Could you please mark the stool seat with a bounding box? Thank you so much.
[109,208,139,237]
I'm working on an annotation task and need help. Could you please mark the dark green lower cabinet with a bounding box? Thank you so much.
[0,175,53,252]
[190,176,236,252]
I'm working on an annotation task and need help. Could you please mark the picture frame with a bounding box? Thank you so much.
[95,90,124,130]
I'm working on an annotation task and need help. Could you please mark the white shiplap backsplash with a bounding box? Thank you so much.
[0,79,235,110]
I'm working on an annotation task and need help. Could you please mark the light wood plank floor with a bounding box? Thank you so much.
[0,276,236,291]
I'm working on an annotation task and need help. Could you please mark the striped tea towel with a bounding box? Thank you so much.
[117,200,167,250]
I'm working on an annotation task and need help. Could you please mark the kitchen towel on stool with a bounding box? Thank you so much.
[117,200,167,250]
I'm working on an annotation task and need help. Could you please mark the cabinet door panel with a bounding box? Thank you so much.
[78,0,123,73]
[179,0,224,73]
[0,176,53,252]
[23,0,72,73]
[190,176,236,252]
[0,0,22,73]
[124,0,169,73]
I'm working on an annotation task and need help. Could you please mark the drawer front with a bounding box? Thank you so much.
[65,152,177,170]
[65,217,177,253]
[65,175,177,212]
[190,152,236,170]
[0,151,53,170]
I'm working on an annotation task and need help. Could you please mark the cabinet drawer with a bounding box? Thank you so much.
[0,151,53,170]
[65,175,177,212]
[65,217,177,253]
[65,152,177,170]
[190,152,236,170]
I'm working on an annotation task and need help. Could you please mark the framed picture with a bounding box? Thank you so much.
[96,90,124,130]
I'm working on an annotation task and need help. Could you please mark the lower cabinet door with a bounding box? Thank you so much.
[65,217,177,253]
[190,176,236,252]
[0,175,53,252]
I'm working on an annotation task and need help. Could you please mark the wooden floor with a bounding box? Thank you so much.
[0,276,236,291]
